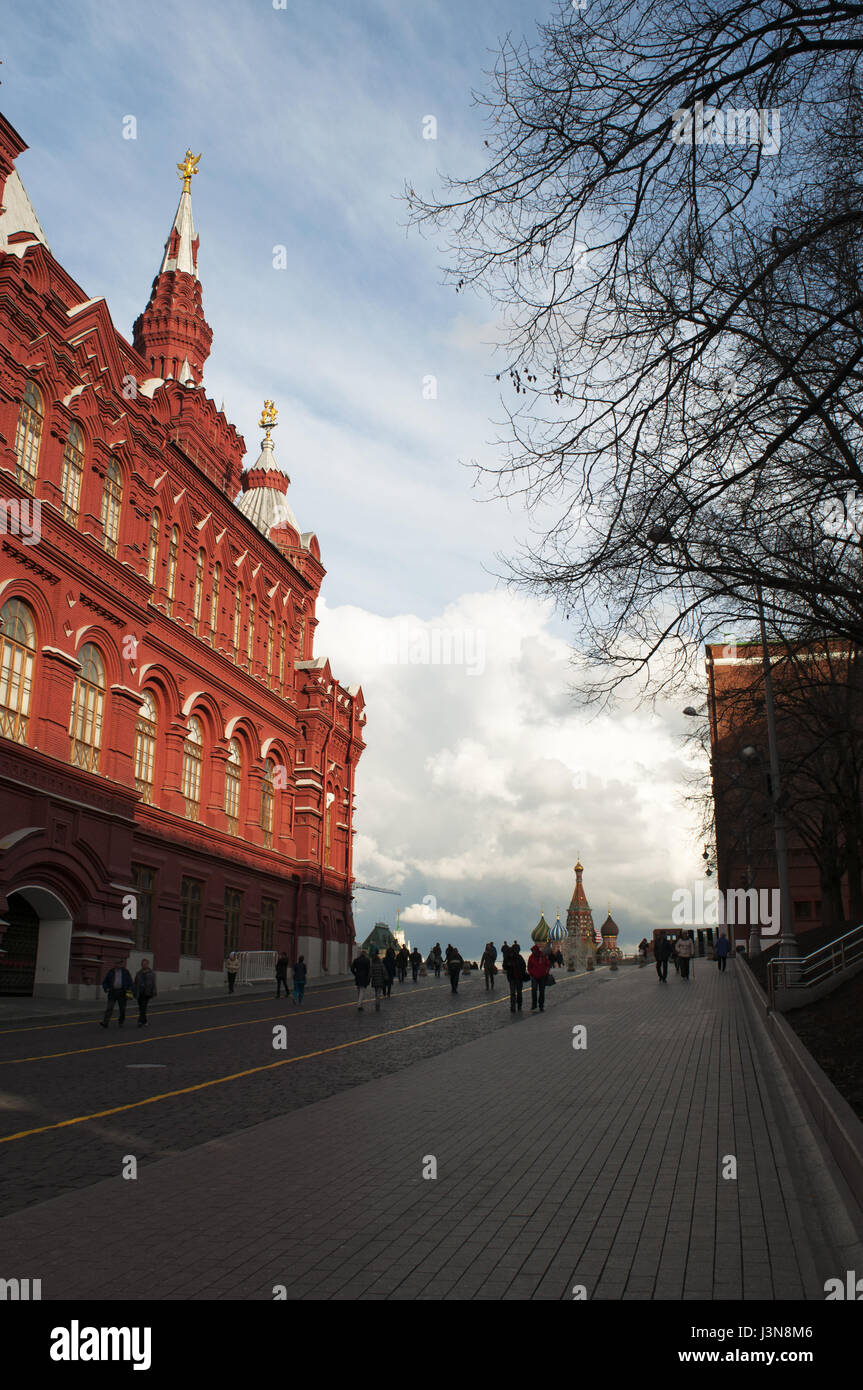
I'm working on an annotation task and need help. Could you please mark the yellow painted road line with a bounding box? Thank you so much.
[0,974,586,1144]
[0,999,365,1064]
[0,981,358,1036]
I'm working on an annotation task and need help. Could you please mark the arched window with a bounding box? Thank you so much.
[210,562,221,644]
[69,643,105,771]
[100,458,123,557]
[233,582,243,656]
[279,623,286,692]
[0,599,36,744]
[193,550,205,636]
[147,510,161,586]
[266,613,274,681]
[246,594,256,671]
[165,526,179,616]
[134,690,158,802]
[181,715,203,820]
[224,738,242,834]
[261,757,275,848]
[60,424,85,525]
[14,381,43,494]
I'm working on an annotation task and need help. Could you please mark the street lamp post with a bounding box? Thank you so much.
[754,584,798,960]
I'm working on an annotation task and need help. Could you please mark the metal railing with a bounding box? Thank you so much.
[237,950,278,986]
[767,923,863,1009]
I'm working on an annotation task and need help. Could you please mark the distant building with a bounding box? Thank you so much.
[596,909,622,962]
[706,640,835,948]
[565,860,596,971]
[361,922,399,955]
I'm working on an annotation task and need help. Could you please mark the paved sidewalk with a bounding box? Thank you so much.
[0,972,353,1025]
[1,960,861,1300]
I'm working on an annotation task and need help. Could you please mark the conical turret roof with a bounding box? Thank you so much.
[237,435,301,536]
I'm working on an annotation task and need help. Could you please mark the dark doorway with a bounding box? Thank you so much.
[0,892,40,995]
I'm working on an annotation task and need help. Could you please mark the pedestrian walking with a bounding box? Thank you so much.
[638,937,649,966]
[654,934,671,982]
[527,942,551,1012]
[133,959,157,1027]
[396,946,409,983]
[100,961,133,1028]
[480,941,497,990]
[383,947,396,997]
[275,951,291,999]
[670,936,681,973]
[445,944,464,993]
[432,943,443,978]
[410,947,422,982]
[351,947,371,1009]
[292,955,307,1003]
[369,950,387,1010]
[714,932,731,972]
[504,942,526,1013]
[676,931,695,980]
[225,951,240,993]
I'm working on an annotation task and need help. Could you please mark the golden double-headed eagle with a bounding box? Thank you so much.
[259,400,278,438]
[177,150,202,192]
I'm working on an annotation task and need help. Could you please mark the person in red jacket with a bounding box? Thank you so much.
[528,943,551,1012]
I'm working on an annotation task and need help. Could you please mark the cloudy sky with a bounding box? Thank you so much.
[4,0,708,952]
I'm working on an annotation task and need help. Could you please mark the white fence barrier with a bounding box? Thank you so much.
[237,951,277,986]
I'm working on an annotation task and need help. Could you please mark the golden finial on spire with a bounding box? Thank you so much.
[259,400,278,439]
[177,149,202,193]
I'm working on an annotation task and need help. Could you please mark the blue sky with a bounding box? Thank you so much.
[2,0,709,953]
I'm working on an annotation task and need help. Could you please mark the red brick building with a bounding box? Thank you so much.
[0,117,366,997]
[706,642,836,947]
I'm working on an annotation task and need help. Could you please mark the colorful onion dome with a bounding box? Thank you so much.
[550,913,567,942]
[531,912,550,942]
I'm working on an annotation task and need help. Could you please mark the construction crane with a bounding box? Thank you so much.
[351,882,401,896]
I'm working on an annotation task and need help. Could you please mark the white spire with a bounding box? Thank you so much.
[159,186,198,278]
[236,434,301,536]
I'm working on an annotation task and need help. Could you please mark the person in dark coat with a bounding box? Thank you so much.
[383,947,396,997]
[445,944,464,993]
[654,934,671,982]
[351,948,371,1009]
[292,955,307,1004]
[431,943,443,978]
[133,959,157,1027]
[100,961,133,1028]
[480,942,497,990]
[714,932,731,972]
[369,950,387,1011]
[504,943,526,1013]
[395,946,409,983]
[527,943,551,1012]
[275,951,291,999]
[409,947,422,982]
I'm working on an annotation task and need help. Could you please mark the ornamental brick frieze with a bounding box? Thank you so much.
[78,592,125,626]
[1,540,60,585]
[0,748,136,819]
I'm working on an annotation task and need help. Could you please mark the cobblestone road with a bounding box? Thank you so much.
[0,967,555,1212]
[1,959,862,1300]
